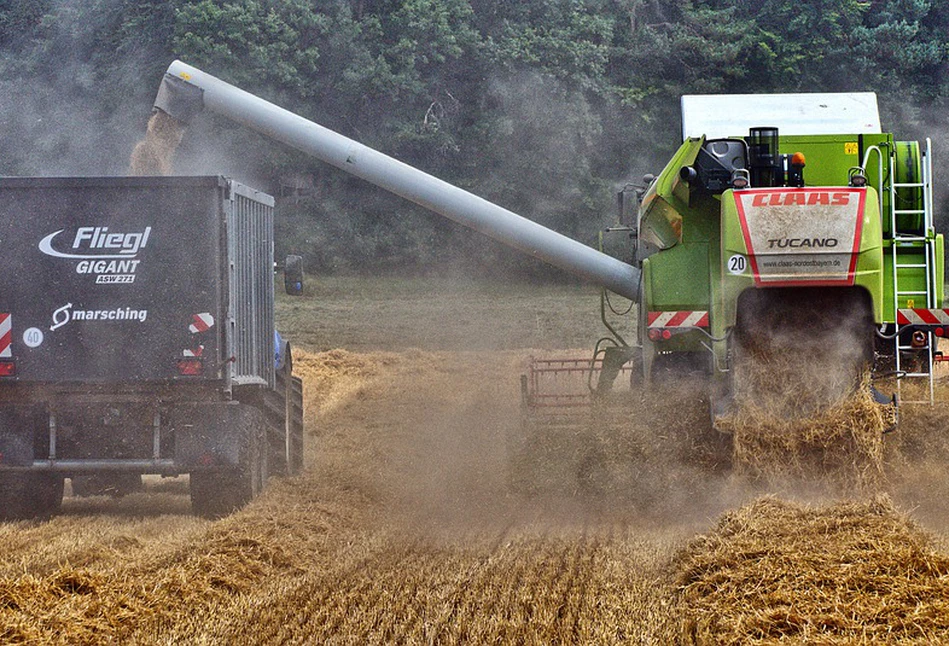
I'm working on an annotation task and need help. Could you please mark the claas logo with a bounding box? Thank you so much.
[751,192,851,207]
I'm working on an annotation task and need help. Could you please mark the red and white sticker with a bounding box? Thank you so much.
[183,345,205,357]
[189,313,214,334]
[0,314,10,358]
[733,188,866,287]
[897,309,949,326]
[648,311,709,328]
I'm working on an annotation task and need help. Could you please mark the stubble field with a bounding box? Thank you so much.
[3,276,949,644]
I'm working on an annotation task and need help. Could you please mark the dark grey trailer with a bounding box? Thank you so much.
[0,176,303,519]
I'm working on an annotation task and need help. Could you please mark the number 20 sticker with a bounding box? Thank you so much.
[727,254,747,275]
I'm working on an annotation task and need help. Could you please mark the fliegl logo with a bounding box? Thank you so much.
[39,226,152,284]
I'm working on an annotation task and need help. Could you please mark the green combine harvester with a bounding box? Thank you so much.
[585,92,946,419]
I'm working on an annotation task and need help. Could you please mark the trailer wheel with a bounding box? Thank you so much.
[190,421,267,519]
[0,473,63,521]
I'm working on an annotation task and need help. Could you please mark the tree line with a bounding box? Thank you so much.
[1,0,947,277]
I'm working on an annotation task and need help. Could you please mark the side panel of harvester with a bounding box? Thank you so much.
[636,139,719,377]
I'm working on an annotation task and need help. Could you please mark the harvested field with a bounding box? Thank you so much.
[675,496,949,643]
[3,277,949,644]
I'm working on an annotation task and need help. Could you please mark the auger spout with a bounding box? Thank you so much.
[154,60,641,301]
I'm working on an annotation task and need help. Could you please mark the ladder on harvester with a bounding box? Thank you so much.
[889,138,938,404]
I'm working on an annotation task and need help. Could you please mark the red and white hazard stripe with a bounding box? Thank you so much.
[0,314,10,358]
[189,312,215,334]
[647,311,709,328]
[897,308,949,326]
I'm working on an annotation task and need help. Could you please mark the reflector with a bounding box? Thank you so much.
[177,359,203,376]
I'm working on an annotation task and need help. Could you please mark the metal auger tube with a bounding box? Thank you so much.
[155,60,641,302]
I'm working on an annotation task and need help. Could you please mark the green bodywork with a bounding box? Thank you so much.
[633,133,945,378]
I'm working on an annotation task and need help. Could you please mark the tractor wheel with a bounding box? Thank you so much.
[288,376,304,475]
[277,351,304,476]
[273,351,304,477]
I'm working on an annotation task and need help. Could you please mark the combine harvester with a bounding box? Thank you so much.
[153,63,946,476]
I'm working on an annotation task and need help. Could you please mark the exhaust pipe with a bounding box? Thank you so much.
[153,61,641,302]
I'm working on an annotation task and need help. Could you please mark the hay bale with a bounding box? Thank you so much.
[674,496,949,644]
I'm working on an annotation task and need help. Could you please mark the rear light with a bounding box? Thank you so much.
[648,328,677,341]
[911,330,928,348]
[177,358,203,376]
[0,361,16,376]
[936,327,946,338]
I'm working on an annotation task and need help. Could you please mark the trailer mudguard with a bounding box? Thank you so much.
[169,402,264,469]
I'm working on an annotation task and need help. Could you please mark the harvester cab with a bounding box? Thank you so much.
[596,92,946,422]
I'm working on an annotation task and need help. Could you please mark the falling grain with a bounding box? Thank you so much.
[128,110,185,175]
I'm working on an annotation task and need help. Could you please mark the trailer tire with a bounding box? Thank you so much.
[190,419,267,519]
[0,473,63,521]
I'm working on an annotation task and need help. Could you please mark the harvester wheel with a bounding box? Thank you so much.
[647,352,732,473]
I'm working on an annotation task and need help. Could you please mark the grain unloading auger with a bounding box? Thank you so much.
[153,61,639,303]
[154,63,947,426]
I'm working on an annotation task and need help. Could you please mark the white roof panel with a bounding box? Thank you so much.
[680,93,881,140]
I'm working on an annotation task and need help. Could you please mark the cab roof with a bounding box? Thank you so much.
[681,93,882,140]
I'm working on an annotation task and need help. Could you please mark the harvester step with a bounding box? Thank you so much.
[895,263,928,268]
[896,290,928,295]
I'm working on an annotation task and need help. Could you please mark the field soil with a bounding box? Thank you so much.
[3,277,949,643]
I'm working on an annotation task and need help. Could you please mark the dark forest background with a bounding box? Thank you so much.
[1,0,947,278]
